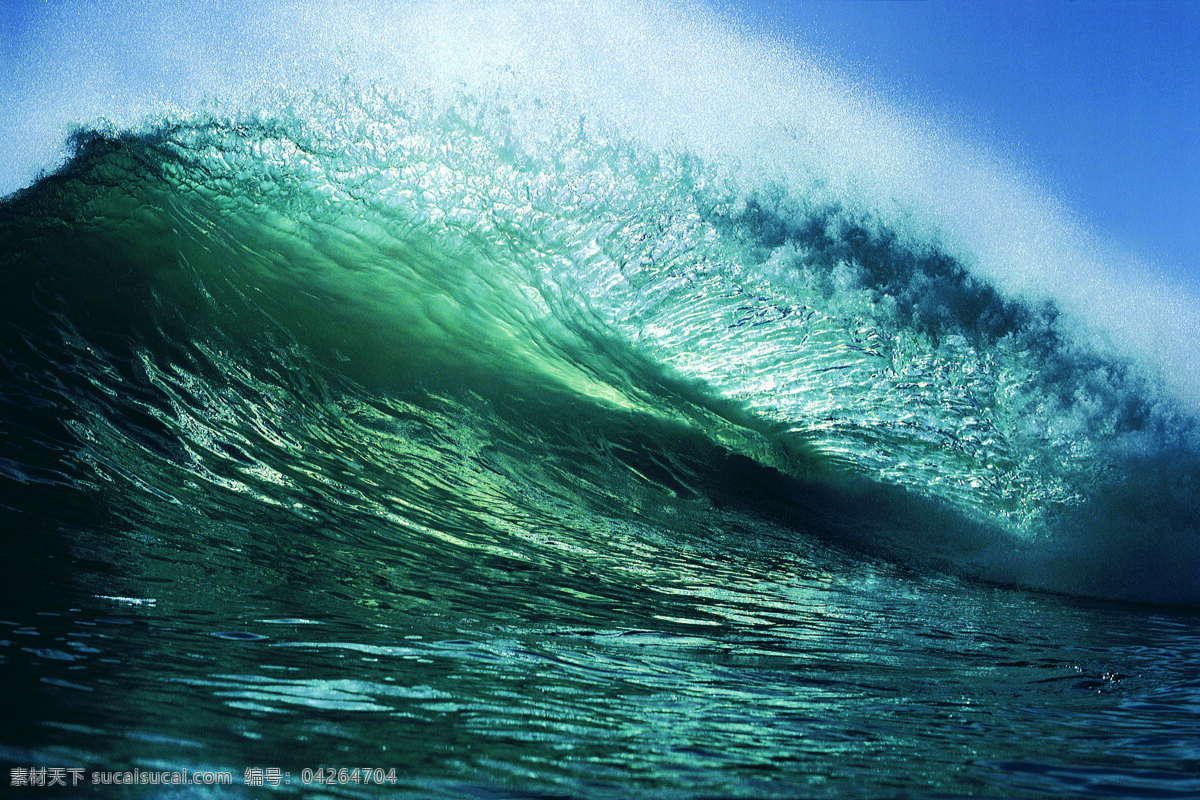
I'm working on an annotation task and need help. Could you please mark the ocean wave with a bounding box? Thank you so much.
[2,66,1199,606]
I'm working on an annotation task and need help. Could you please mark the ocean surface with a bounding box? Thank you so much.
[2,2,1200,797]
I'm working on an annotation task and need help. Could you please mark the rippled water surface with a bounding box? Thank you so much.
[5,498,1200,799]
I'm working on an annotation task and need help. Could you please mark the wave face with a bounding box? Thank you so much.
[3,2,1200,797]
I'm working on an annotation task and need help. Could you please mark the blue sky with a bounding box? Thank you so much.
[725,0,1199,286]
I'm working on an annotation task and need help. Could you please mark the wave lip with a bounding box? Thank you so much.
[5,1,1199,404]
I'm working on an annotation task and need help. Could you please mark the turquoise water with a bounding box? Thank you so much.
[3,2,1200,796]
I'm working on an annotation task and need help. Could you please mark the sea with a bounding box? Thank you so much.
[2,2,1199,797]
